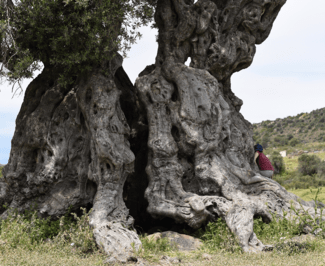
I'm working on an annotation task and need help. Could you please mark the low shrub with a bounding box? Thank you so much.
[298,154,321,176]
[54,208,97,253]
[199,218,241,253]
[270,151,285,175]
[140,235,177,254]
[289,138,300,147]
[274,135,288,146]
[254,212,301,243]
[0,206,98,254]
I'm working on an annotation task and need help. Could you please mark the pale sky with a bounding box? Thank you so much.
[0,0,324,164]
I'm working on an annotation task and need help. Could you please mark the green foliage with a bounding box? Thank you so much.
[274,135,288,146]
[197,190,324,254]
[270,151,285,175]
[140,235,177,254]
[289,138,300,147]
[298,154,321,176]
[0,0,155,88]
[0,166,3,178]
[253,108,325,146]
[253,212,301,243]
[199,218,241,252]
[0,206,98,253]
[0,211,59,249]
[290,188,325,234]
[287,134,294,140]
[54,207,97,253]
[261,135,270,148]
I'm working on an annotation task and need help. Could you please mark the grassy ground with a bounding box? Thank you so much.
[2,205,325,266]
[289,187,325,203]
[1,242,325,266]
[272,148,325,190]
[283,151,325,173]
[136,247,325,266]
[0,245,106,266]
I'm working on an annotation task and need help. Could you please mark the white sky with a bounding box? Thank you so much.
[0,0,324,163]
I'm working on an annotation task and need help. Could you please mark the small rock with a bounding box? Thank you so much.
[105,256,127,265]
[169,257,181,263]
[313,228,322,236]
[302,225,313,234]
[105,257,117,265]
[287,234,316,243]
[160,256,181,264]
[136,258,147,266]
[147,231,203,251]
[202,253,212,261]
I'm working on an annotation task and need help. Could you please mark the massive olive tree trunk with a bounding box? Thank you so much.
[0,0,321,261]
[135,0,318,252]
[0,55,142,261]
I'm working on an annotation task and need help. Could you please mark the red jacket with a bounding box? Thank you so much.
[257,151,274,171]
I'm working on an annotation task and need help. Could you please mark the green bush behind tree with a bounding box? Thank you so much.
[298,154,322,176]
[270,151,285,175]
[274,153,325,190]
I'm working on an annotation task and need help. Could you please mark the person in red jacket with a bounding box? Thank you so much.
[254,144,274,179]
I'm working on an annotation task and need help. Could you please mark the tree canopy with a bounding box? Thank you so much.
[0,0,156,88]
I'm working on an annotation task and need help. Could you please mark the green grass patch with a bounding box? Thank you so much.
[273,150,325,190]
[1,197,325,265]
[289,187,325,203]
[198,218,241,253]
[0,207,101,254]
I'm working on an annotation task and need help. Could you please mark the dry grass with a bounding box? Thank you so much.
[178,250,325,266]
[132,239,325,266]
[0,244,106,266]
[2,244,325,266]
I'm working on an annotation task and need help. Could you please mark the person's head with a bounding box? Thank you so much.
[254,144,263,152]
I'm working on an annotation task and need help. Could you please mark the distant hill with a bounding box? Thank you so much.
[253,107,325,148]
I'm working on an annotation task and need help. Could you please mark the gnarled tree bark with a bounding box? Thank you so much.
[0,0,321,260]
[135,0,318,252]
[0,55,141,262]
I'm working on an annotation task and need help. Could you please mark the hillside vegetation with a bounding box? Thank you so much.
[253,107,325,149]
[252,107,325,191]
